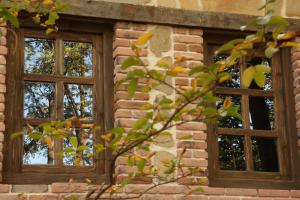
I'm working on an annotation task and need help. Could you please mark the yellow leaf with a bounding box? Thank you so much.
[218,73,231,83]
[277,32,297,40]
[74,157,81,166]
[174,56,192,64]
[101,133,112,141]
[65,120,72,129]
[223,97,232,110]
[26,124,34,133]
[254,71,266,88]
[170,66,189,74]
[156,56,172,68]
[242,66,256,88]
[191,79,197,88]
[45,136,53,148]
[136,32,153,46]
[42,0,53,5]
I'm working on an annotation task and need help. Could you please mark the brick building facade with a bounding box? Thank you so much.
[0,0,299,199]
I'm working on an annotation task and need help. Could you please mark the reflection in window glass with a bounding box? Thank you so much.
[64,84,93,119]
[249,97,275,130]
[217,95,242,128]
[64,41,93,77]
[24,82,55,119]
[63,128,93,166]
[252,137,279,172]
[23,128,53,165]
[24,37,55,74]
[218,135,246,171]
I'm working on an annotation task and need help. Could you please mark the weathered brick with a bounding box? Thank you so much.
[51,183,88,193]
[0,46,7,55]
[202,187,225,195]
[113,47,147,57]
[174,35,203,44]
[174,43,187,51]
[0,195,18,200]
[117,118,136,128]
[193,132,207,140]
[28,195,59,200]
[115,91,149,101]
[258,189,290,197]
[132,24,147,31]
[174,52,203,61]
[114,109,132,118]
[177,149,192,158]
[188,44,203,53]
[115,100,147,110]
[225,188,257,196]
[291,190,300,197]
[193,150,208,158]
[12,185,48,193]
[0,56,5,65]
[173,27,188,34]
[177,195,208,200]
[115,22,131,29]
[175,78,189,86]
[115,29,143,39]
[189,29,203,36]
[177,141,207,149]
[182,158,208,167]
[0,184,10,193]
[113,38,131,49]
[177,122,207,131]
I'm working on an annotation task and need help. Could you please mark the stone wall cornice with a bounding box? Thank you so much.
[61,0,300,31]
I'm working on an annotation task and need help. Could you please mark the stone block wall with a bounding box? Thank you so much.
[95,0,300,18]
[0,21,299,199]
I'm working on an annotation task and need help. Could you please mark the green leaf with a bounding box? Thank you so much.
[215,39,244,54]
[280,42,300,48]
[140,103,153,110]
[111,127,125,135]
[69,136,78,149]
[10,131,23,140]
[149,70,164,81]
[254,71,266,87]
[137,158,147,172]
[133,118,148,130]
[0,9,19,28]
[121,56,140,70]
[194,187,204,193]
[256,11,273,25]
[63,147,74,153]
[128,78,138,98]
[265,47,279,58]
[189,65,206,75]
[255,65,271,74]
[77,145,89,151]
[159,98,173,105]
[268,16,289,27]
[29,132,43,140]
[242,66,256,88]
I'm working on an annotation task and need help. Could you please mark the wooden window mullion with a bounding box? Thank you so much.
[54,38,64,166]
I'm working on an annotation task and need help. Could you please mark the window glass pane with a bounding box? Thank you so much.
[252,137,279,172]
[24,37,55,74]
[217,95,242,128]
[214,54,240,88]
[218,135,246,171]
[247,57,272,91]
[24,82,55,119]
[63,128,93,166]
[64,84,93,120]
[64,41,93,77]
[23,127,54,165]
[249,97,275,130]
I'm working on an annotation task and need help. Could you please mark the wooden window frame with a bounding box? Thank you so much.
[204,30,300,189]
[3,17,114,184]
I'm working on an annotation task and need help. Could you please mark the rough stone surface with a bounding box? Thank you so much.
[12,185,48,193]
[202,0,264,15]
[154,151,175,176]
[179,0,199,10]
[156,76,173,95]
[157,0,176,8]
[286,0,300,17]
[150,26,172,57]
[153,133,175,148]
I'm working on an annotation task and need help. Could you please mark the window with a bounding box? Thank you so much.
[4,20,113,184]
[205,31,300,188]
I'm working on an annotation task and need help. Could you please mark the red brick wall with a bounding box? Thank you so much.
[0,22,299,200]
